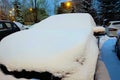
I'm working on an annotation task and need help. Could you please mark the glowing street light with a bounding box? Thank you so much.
[9,10,12,14]
[29,8,33,12]
[9,8,15,21]
[65,1,72,8]
[12,8,15,11]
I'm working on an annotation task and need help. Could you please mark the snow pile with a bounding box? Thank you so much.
[0,13,99,80]
[100,35,116,49]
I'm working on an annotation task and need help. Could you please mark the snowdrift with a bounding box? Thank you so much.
[0,13,99,80]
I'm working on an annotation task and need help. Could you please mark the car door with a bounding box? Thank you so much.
[11,22,20,32]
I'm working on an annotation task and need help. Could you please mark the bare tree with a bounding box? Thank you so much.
[0,0,12,20]
[54,0,64,14]
[20,0,49,23]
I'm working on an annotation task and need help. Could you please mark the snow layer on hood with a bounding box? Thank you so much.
[0,13,99,80]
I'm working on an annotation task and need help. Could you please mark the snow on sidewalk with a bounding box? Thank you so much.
[100,36,120,80]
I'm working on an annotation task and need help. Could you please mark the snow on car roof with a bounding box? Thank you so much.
[31,13,96,30]
[0,13,99,80]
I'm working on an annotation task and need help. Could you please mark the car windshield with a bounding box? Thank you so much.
[113,22,120,25]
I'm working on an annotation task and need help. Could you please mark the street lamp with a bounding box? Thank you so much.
[29,8,33,12]
[65,1,72,8]
[12,8,15,11]
[58,1,74,14]
[9,8,15,21]
[9,10,12,14]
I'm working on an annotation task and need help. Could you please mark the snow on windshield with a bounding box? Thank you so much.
[0,13,99,80]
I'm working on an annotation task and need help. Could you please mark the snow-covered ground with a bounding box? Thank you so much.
[100,35,120,80]
[99,35,115,49]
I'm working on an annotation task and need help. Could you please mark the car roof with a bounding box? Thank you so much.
[0,20,11,22]
[109,21,120,23]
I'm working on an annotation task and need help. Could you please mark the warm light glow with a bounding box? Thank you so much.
[66,2,72,8]
[9,14,12,17]
[29,8,33,12]
[12,17,14,19]
[9,10,12,13]
[12,8,15,11]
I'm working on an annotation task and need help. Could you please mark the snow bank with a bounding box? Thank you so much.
[0,13,99,80]
[99,35,116,49]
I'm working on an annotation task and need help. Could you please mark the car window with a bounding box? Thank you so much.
[5,22,12,28]
[0,23,5,30]
[0,23,3,29]
[113,22,120,25]
[13,23,18,28]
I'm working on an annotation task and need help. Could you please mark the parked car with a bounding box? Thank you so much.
[0,20,20,40]
[108,21,120,36]
[0,13,109,80]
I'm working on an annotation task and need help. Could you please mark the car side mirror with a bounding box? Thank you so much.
[93,27,106,36]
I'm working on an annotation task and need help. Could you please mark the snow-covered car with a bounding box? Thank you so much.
[108,21,120,29]
[108,21,120,36]
[13,21,30,30]
[0,13,109,80]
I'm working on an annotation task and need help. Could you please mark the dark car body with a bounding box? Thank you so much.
[115,36,120,59]
[0,20,20,40]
